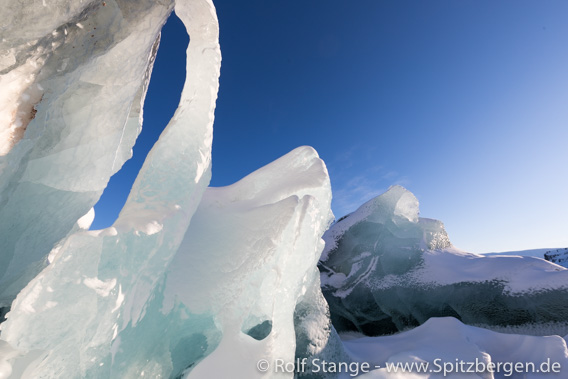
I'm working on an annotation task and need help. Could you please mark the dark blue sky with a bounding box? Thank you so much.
[93,0,568,253]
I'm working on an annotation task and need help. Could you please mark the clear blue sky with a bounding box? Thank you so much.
[92,0,568,254]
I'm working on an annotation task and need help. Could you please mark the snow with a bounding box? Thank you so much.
[418,247,568,293]
[484,248,568,269]
[481,248,560,258]
[76,208,95,230]
[345,317,568,378]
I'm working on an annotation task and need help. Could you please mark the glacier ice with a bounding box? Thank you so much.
[0,2,344,373]
[1,0,568,377]
[165,146,346,378]
[0,0,173,308]
[320,185,568,336]
[0,0,220,376]
[0,142,345,378]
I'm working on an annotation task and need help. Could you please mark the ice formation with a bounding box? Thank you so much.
[0,0,171,308]
[165,146,346,378]
[320,186,568,336]
[0,1,343,375]
[1,0,568,378]
[0,0,220,376]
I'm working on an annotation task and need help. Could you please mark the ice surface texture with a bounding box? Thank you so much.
[1,0,568,377]
[0,1,341,374]
[320,186,568,336]
[0,0,172,307]
[1,144,344,378]
[166,146,346,378]
[0,0,220,376]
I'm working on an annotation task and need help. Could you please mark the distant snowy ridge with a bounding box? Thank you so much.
[482,247,568,268]
[545,248,568,268]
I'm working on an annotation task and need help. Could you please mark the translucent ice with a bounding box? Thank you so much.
[320,186,568,335]
[0,1,344,376]
[1,0,567,377]
[165,146,345,378]
[0,0,173,307]
[0,0,220,376]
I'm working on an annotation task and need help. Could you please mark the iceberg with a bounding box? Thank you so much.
[0,0,220,376]
[0,0,174,308]
[320,186,568,336]
[0,142,344,378]
[165,146,345,378]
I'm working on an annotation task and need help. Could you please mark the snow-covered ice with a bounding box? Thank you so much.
[320,186,568,336]
[345,317,568,379]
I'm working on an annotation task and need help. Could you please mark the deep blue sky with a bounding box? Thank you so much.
[93,0,568,253]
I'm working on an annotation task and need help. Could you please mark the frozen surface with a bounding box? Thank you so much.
[320,186,568,336]
[345,317,568,378]
[0,0,172,307]
[0,0,220,376]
